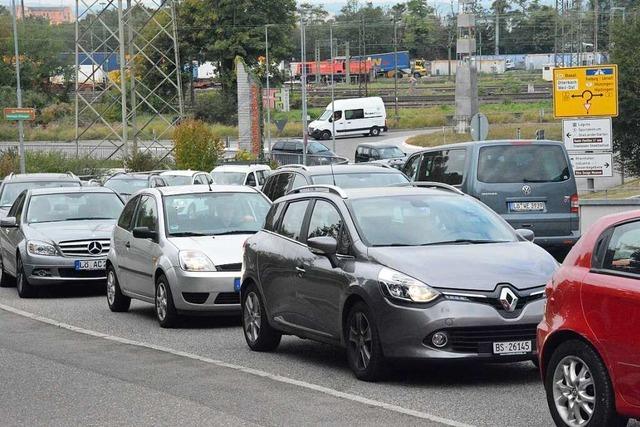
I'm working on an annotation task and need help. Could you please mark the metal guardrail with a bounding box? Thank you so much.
[0,142,174,160]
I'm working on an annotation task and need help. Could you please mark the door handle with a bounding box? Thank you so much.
[125,241,131,249]
[295,266,306,276]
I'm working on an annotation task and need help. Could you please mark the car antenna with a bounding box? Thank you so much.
[330,161,336,186]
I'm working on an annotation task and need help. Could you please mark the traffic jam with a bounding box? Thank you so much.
[0,137,638,427]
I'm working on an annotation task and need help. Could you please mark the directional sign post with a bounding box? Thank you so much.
[553,65,618,119]
[3,107,35,121]
[563,118,612,151]
[470,113,489,141]
[568,153,613,178]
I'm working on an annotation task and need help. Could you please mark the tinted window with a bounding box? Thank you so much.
[269,173,294,200]
[273,142,285,151]
[602,221,640,275]
[311,172,409,188]
[478,145,570,183]
[245,173,257,187]
[279,200,309,241]
[26,192,124,224]
[417,149,466,185]
[284,142,298,152]
[403,155,420,180]
[133,196,158,232]
[265,202,285,232]
[118,195,140,229]
[8,192,25,221]
[345,109,364,120]
[308,200,342,240]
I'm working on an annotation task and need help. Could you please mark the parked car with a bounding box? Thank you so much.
[159,170,214,186]
[210,164,271,190]
[0,173,82,218]
[241,184,557,380]
[0,187,125,297]
[402,140,579,250]
[270,140,345,166]
[106,185,271,327]
[103,172,168,199]
[308,97,387,140]
[261,164,410,201]
[354,143,407,168]
[538,210,640,427]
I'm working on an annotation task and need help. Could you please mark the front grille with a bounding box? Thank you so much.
[58,239,110,257]
[58,268,106,279]
[182,292,209,304]
[214,292,240,305]
[468,292,545,314]
[431,324,538,354]
[216,263,241,272]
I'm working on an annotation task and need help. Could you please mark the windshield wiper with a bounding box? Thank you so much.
[522,178,549,183]
[420,239,510,246]
[371,243,413,247]
[214,230,257,236]
[66,217,114,221]
[169,231,210,237]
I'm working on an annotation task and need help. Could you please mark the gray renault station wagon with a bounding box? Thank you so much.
[402,140,579,250]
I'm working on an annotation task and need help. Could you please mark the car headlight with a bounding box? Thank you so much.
[179,250,216,272]
[27,240,58,256]
[378,267,440,303]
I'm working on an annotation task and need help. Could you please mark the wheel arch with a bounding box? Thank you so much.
[541,329,607,378]
[340,290,370,345]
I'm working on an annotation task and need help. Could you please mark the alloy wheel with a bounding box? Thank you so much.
[244,292,261,343]
[348,312,372,370]
[552,355,596,426]
[106,270,116,306]
[156,282,168,321]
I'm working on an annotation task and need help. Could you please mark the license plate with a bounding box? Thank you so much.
[509,201,545,212]
[493,340,532,355]
[74,259,106,271]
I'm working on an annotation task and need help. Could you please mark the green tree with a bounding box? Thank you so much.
[402,0,440,59]
[173,119,224,170]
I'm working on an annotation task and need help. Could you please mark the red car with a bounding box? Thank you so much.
[538,210,640,427]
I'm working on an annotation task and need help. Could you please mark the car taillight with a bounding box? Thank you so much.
[570,193,579,214]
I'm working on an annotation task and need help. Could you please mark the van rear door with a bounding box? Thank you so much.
[474,142,578,240]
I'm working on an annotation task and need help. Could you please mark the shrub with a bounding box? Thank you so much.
[0,149,121,177]
[172,119,224,171]
[234,149,256,162]
[40,103,73,125]
[193,91,237,125]
[123,150,171,172]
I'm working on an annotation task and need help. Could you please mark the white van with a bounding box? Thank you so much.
[308,97,387,140]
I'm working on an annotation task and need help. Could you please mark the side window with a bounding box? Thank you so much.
[270,173,294,200]
[194,175,205,185]
[118,195,140,230]
[279,200,309,242]
[8,192,25,220]
[133,196,158,232]
[273,142,284,151]
[403,154,421,180]
[307,200,351,255]
[262,175,275,198]
[245,172,257,187]
[417,152,440,182]
[437,149,466,185]
[292,173,307,190]
[345,109,364,120]
[356,147,363,156]
[264,202,285,232]
[284,142,297,152]
[371,149,380,160]
[333,111,342,121]
[256,171,266,186]
[602,221,640,275]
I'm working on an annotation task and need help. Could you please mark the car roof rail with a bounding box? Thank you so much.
[5,172,14,180]
[66,171,79,178]
[287,185,347,198]
[411,181,465,195]
[277,164,309,171]
[366,162,394,169]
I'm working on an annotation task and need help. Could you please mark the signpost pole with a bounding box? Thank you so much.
[11,0,25,173]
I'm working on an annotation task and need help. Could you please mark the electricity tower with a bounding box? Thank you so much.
[74,0,184,160]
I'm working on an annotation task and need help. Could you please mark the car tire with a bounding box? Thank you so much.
[413,72,421,79]
[242,283,281,351]
[345,302,385,382]
[0,258,15,288]
[370,127,381,137]
[545,339,628,427]
[321,130,331,140]
[106,265,130,312]
[16,256,36,298]
[155,275,178,328]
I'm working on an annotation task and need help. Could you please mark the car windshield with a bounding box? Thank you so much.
[478,144,570,183]
[308,142,330,154]
[164,192,271,236]
[0,181,80,208]
[211,171,246,185]
[104,177,148,195]
[311,172,409,188]
[377,147,404,158]
[318,110,332,121]
[349,194,515,247]
[27,192,124,224]
[162,175,193,186]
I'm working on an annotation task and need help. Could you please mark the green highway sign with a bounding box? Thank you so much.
[3,108,35,121]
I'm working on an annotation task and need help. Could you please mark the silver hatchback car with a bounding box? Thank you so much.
[106,185,271,327]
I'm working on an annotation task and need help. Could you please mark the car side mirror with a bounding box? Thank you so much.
[307,236,337,256]
[516,229,535,242]
[0,217,17,228]
[133,226,157,241]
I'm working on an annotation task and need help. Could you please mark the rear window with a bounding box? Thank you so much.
[477,144,570,184]
[311,172,409,188]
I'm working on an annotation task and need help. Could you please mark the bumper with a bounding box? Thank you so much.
[376,296,545,362]
[23,254,107,286]
[165,267,241,314]
[533,232,580,248]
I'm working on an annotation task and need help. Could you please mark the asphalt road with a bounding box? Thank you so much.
[322,128,429,161]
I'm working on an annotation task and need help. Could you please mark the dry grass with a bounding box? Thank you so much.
[580,178,640,200]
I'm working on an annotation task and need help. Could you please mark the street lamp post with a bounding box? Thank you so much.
[393,17,398,123]
[330,24,336,153]
[265,24,272,156]
[10,0,25,173]
[300,15,308,166]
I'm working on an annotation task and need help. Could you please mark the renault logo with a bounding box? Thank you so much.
[499,287,519,312]
[521,185,532,196]
[87,241,103,255]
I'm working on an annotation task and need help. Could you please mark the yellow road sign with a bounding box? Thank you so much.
[553,65,618,118]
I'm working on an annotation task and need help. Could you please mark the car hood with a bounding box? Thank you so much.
[168,234,250,265]
[27,220,116,243]
[367,242,557,291]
